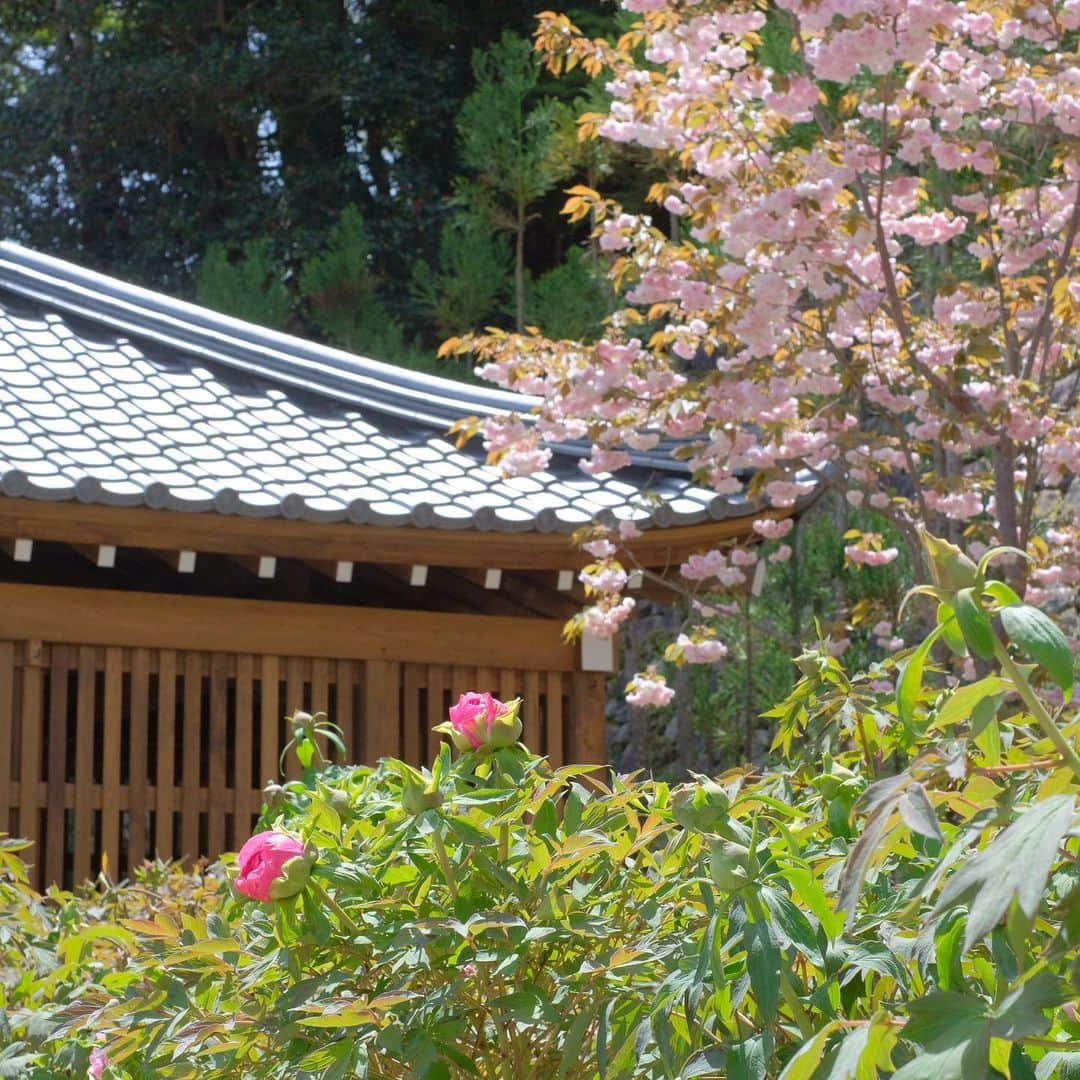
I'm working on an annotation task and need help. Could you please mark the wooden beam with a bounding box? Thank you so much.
[0,583,577,671]
[495,571,581,621]
[0,497,768,571]
[425,568,542,618]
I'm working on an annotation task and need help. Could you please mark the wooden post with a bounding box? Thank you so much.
[568,671,607,766]
[234,654,254,828]
[18,642,44,880]
[181,653,201,865]
[546,672,565,767]
[100,647,123,878]
[402,663,424,765]
[259,654,281,787]
[0,642,13,837]
[156,650,177,862]
[364,659,401,763]
[128,648,150,872]
[208,653,228,858]
[73,646,96,882]
[45,645,68,887]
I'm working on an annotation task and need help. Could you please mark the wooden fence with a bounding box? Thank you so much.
[0,586,604,891]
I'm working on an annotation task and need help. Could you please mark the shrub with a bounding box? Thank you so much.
[7,535,1080,1078]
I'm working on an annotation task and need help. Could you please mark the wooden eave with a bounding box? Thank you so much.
[0,497,783,572]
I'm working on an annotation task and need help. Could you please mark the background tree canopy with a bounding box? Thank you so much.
[0,0,621,363]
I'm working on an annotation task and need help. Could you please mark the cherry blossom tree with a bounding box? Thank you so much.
[444,0,1080,693]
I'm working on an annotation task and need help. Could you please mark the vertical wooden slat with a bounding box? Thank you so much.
[45,645,69,886]
[546,671,565,768]
[523,671,541,755]
[402,663,423,766]
[259,655,280,787]
[128,648,150,871]
[498,670,518,707]
[72,646,95,883]
[207,653,228,859]
[100,647,123,878]
[235,655,254,823]
[425,664,447,762]
[155,650,176,862]
[568,672,606,766]
[450,666,475,701]
[364,659,401,763]
[311,657,330,762]
[335,659,356,764]
[476,666,497,696]
[0,642,14,838]
[284,657,304,780]
[181,652,202,864]
[18,644,43,868]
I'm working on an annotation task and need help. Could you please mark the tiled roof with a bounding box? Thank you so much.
[0,243,750,534]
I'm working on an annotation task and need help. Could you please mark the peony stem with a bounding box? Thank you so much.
[308,878,362,939]
[993,639,1080,783]
[432,829,459,901]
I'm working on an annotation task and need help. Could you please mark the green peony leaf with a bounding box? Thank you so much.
[896,623,945,728]
[989,970,1062,1040]
[954,588,996,661]
[999,603,1074,699]
[932,795,1076,953]
[937,601,968,656]
[891,992,990,1080]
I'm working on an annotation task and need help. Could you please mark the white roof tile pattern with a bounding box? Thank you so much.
[0,243,750,533]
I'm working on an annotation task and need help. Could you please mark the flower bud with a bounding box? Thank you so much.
[235,830,314,902]
[326,789,353,818]
[671,779,730,833]
[919,529,977,592]
[401,764,444,814]
[435,692,523,753]
[262,781,287,811]
[709,840,750,891]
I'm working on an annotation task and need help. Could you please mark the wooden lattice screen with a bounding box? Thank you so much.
[0,640,589,891]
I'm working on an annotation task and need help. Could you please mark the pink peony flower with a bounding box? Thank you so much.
[442,692,523,752]
[88,1047,108,1079]
[235,830,312,903]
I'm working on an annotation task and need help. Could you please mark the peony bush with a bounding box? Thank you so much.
[4,535,1080,1078]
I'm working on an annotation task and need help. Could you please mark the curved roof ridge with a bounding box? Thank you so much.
[0,242,694,474]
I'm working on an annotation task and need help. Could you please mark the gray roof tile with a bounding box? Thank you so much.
[0,242,760,534]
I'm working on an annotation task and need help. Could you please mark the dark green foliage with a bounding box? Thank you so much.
[0,1,611,353]
[196,240,291,331]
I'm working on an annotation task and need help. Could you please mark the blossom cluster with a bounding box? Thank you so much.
[455,0,1080,634]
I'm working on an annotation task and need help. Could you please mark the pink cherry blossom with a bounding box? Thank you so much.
[626,672,676,708]
[454,0,1080,697]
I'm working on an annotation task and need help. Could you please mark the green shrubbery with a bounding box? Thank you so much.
[4,537,1080,1078]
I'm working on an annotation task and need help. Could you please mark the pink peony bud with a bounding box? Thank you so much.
[88,1048,109,1079]
[462,963,477,977]
[235,830,313,902]
[437,692,523,752]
